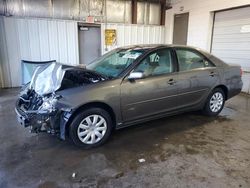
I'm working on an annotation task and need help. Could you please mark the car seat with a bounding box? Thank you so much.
[153,52,172,75]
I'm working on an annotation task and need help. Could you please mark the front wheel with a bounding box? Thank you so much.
[203,88,225,116]
[69,107,113,148]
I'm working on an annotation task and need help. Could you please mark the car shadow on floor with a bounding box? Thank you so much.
[108,111,229,146]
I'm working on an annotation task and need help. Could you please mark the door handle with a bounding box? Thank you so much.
[167,79,176,85]
[209,71,217,77]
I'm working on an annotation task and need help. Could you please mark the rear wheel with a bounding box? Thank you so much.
[69,107,113,148]
[203,88,225,116]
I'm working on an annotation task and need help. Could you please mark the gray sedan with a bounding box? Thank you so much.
[15,45,243,148]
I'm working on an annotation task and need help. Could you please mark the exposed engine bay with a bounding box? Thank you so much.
[60,68,106,90]
[15,62,107,136]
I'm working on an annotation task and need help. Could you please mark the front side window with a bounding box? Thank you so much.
[176,49,214,71]
[133,49,174,77]
[87,49,145,78]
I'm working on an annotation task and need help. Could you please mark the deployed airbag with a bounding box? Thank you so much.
[30,63,65,96]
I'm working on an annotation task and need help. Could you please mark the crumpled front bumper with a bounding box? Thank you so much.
[15,107,30,128]
[15,101,56,131]
[15,97,73,140]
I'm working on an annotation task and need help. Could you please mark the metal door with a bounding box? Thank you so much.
[177,68,219,108]
[173,13,189,45]
[78,26,101,65]
[175,48,219,108]
[120,48,179,122]
[121,74,179,122]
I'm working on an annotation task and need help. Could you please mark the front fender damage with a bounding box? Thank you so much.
[15,62,107,140]
[59,110,73,140]
[15,89,75,140]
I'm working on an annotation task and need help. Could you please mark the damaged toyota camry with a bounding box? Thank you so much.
[15,45,243,148]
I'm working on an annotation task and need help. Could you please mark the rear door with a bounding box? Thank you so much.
[174,48,219,108]
[121,48,179,122]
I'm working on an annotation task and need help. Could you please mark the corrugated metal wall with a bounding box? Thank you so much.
[101,23,165,53]
[0,17,12,88]
[0,17,166,88]
[0,17,79,88]
[1,0,162,25]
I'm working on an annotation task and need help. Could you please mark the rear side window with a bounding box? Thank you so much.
[176,49,214,71]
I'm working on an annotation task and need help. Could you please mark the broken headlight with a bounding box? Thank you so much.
[38,95,60,113]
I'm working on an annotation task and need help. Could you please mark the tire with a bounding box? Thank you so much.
[203,88,225,116]
[69,107,113,149]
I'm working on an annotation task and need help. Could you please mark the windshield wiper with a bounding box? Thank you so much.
[107,75,114,79]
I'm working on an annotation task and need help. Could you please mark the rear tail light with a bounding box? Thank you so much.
[240,68,243,77]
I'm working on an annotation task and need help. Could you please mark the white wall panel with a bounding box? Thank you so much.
[116,25,125,47]
[57,21,68,63]
[48,20,60,61]
[137,26,144,44]
[17,19,30,60]
[101,23,165,54]
[124,25,131,46]
[4,18,21,87]
[131,26,137,45]
[0,17,79,87]
[28,19,41,61]
[143,26,150,44]
[66,21,79,66]
[38,20,50,60]
[0,17,11,88]
[0,17,165,88]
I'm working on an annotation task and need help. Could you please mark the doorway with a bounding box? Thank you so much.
[78,24,101,65]
[173,13,189,45]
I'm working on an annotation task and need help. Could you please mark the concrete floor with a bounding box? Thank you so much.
[0,88,250,188]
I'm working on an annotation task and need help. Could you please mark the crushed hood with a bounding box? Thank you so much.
[29,62,107,96]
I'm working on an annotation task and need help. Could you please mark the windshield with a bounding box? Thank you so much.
[86,49,145,78]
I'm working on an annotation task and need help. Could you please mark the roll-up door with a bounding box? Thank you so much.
[211,6,250,93]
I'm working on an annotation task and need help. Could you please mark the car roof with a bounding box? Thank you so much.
[118,44,203,52]
[117,44,220,65]
[56,44,215,69]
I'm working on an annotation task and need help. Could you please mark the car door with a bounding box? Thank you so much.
[174,48,219,108]
[120,48,179,122]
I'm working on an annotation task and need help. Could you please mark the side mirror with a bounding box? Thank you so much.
[128,72,143,80]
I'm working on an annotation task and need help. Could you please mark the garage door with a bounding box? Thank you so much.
[211,6,250,93]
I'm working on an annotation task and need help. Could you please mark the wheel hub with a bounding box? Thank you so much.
[77,114,107,144]
[209,92,223,113]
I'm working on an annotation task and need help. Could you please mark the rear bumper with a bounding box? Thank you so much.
[227,80,243,99]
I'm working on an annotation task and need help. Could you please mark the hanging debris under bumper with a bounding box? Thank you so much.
[15,93,73,139]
